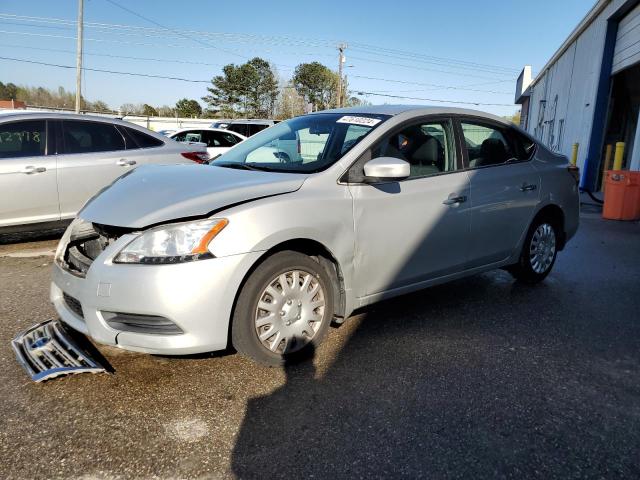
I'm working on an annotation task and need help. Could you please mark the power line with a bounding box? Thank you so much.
[0,12,520,77]
[102,0,247,60]
[351,75,512,94]
[0,43,230,68]
[355,90,515,107]
[0,55,516,107]
[348,43,519,74]
[348,55,513,81]
[0,56,212,83]
[0,30,296,70]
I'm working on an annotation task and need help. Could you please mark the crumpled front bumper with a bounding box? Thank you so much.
[51,232,263,355]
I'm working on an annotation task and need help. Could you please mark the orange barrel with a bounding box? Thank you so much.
[602,170,640,220]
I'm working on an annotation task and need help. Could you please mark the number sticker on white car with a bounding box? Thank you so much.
[336,116,382,127]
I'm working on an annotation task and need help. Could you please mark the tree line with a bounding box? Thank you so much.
[1,58,365,120]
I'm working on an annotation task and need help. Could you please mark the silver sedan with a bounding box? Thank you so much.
[50,106,579,366]
[0,111,209,233]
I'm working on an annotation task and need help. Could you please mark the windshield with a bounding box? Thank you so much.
[212,113,389,173]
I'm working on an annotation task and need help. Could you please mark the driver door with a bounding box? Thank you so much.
[348,117,471,297]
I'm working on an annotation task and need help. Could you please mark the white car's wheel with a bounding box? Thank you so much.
[508,216,560,284]
[231,251,334,366]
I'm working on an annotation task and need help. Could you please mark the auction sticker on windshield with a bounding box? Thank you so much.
[336,116,382,127]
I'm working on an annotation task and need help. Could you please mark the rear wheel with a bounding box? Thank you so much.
[508,217,559,284]
[231,251,334,366]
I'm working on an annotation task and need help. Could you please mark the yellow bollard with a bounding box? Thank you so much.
[601,144,613,191]
[613,142,625,170]
[570,143,579,166]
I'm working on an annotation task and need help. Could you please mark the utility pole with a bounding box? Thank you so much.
[75,0,84,113]
[337,43,347,108]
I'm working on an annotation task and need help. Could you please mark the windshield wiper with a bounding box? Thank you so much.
[215,163,275,172]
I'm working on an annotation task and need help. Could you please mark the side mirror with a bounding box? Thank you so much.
[363,157,410,181]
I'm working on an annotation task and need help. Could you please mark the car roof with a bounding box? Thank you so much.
[219,119,275,124]
[0,110,174,140]
[312,104,510,124]
[0,110,121,122]
[171,127,246,137]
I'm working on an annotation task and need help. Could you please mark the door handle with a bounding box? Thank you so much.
[116,159,137,166]
[22,165,46,174]
[442,195,467,205]
[520,183,537,192]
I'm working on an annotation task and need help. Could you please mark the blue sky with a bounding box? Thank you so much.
[0,0,594,116]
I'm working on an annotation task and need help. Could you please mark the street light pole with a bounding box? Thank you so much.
[75,0,84,113]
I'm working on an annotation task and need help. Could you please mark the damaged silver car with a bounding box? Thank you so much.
[47,106,579,366]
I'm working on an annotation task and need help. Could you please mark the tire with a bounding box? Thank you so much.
[508,216,560,284]
[231,251,335,366]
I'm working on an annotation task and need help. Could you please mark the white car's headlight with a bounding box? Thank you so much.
[114,219,228,264]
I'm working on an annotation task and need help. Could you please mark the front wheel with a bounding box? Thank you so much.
[231,251,334,366]
[508,218,559,284]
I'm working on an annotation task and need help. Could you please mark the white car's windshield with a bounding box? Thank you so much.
[212,113,389,173]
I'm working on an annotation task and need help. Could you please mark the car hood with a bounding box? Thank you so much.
[79,164,307,229]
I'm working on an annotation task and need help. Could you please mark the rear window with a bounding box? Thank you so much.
[122,126,164,149]
[0,119,46,158]
[62,120,125,154]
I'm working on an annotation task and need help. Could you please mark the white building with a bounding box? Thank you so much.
[516,0,640,190]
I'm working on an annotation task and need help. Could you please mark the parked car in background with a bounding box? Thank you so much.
[211,119,279,137]
[0,111,209,233]
[49,106,579,367]
[168,127,245,159]
[156,129,176,137]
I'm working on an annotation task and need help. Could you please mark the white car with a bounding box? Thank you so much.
[0,111,209,233]
[169,128,246,159]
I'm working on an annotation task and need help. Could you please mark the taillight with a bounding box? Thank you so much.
[567,165,580,184]
[181,151,210,164]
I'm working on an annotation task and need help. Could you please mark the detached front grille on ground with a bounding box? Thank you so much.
[12,320,107,382]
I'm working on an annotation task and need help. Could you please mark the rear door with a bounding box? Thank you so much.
[0,119,59,227]
[458,118,540,267]
[56,119,135,219]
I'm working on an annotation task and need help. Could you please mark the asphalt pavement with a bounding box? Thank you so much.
[0,209,639,479]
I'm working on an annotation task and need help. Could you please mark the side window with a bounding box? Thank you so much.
[124,127,164,148]
[208,131,237,147]
[224,132,241,145]
[372,120,456,178]
[227,124,249,137]
[509,129,536,160]
[173,130,202,143]
[62,120,125,154]
[0,120,46,158]
[461,122,516,168]
[248,124,268,136]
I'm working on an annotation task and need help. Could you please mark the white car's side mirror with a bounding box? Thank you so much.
[363,157,410,181]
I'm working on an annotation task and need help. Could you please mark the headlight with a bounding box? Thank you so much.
[114,219,228,264]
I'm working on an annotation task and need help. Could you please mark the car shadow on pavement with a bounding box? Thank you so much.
[230,262,640,478]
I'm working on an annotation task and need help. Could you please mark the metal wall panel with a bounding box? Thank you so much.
[612,3,640,73]
[523,0,631,175]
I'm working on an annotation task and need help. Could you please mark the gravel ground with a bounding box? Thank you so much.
[0,212,639,479]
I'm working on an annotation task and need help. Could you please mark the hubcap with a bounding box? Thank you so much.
[254,270,325,354]
[529,223,556,274]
